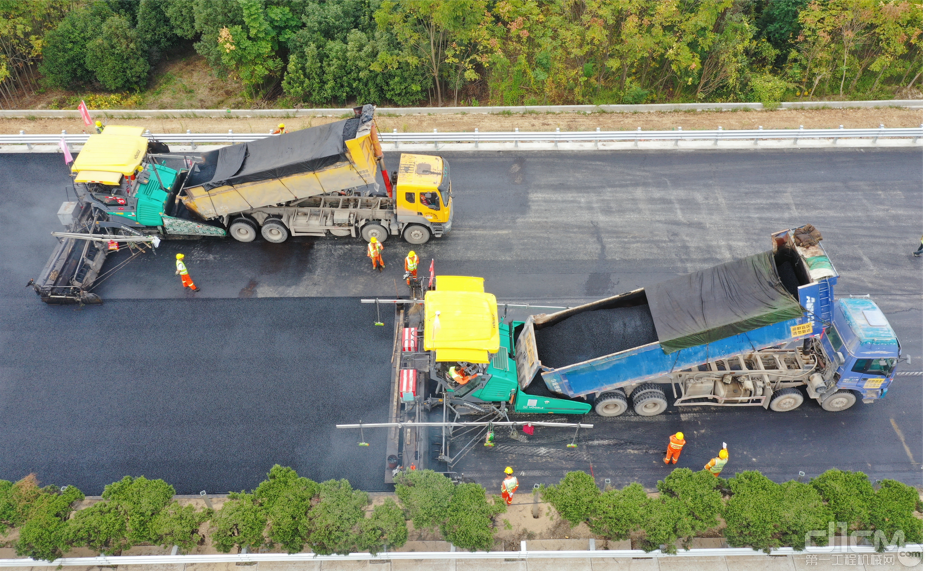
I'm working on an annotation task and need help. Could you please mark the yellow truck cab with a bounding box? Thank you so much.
[395,154,452,226]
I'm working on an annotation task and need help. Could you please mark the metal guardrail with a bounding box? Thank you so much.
[0,543,922,566]
[0,99,920,118]
[0,126,922,149]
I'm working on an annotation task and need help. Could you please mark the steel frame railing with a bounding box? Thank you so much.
[0,126,922,149]
[0,543,921,566]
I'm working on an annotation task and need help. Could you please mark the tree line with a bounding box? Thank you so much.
[0,466,920,561]
[0,0,922,109]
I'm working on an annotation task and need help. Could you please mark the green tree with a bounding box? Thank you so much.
[15,485,84,562]
[0,0,73,108]
[192,0,245,73]
[394,469,455,530]
[541,471,600,526]
[0,479,14,530]
[356,498,409,555]
[85,14,151,91]
[439,483,506,552]
[39,2,114,88]
[306,479,368,555]
[586,482,649,540]
[151,502,211,553]
[137,0,181,58]
[757,0,810,67]
[374,0,488,106]
[163,0,197,39]
[639,496,691,554]
[657,469,724,534]
[778,481,834,550]
[210,492,267,553]
[66,501,128,554]
[870,479,922,550]
[722,471,783,552]
[809,470,874,531]
[254,465,318,553]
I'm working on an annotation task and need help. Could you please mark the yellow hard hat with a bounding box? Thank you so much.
[279,123,285,129]
[95,121,102,127]
[370,236,378,243]
[504,466,513,475]
[408,251,416,257]
[719,449,729,459]
[176,253,184,260]
[675,432,684,440]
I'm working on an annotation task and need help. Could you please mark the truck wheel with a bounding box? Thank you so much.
[361,223,389,243]
[633,391,667,416]
[820,390,857,412]
[403,224,431,245]
[630,383,662,401]
[229,218,257,243]
[261,220,289,243]
[594,392,628,417]
[769,388,804,412]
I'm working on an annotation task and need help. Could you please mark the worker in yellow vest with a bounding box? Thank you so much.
[501,467,519,505]
[175,253,200,292]
[448,366,478,385]
[704,445,728,477]
[367,236,384,271]
[94,120,104,134]
[272,123,287,134]
[404,251,418,285]
[664,432,685,465]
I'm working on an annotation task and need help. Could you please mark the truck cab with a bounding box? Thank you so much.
[394,154,453,241]
[821,298,900,403]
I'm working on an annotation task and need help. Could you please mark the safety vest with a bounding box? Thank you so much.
[707,457,728,474]
[405,255,418,271]
[176,260,188,275]
[368,242,382,258]
[501,476,519,493]
[669,435,685,450]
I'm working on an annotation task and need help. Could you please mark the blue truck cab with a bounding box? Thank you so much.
[821,298,900,402]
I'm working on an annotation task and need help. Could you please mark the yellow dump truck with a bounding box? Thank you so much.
[180,105,452,245]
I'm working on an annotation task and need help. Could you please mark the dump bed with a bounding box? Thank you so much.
[181,115,381,219]
[515,227,838,398]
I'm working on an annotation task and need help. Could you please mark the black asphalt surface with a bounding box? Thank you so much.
[0,148,921,494]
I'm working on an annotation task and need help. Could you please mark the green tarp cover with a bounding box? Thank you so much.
[646,251,803,354]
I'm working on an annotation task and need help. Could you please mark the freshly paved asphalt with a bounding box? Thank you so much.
[0,148,921,494]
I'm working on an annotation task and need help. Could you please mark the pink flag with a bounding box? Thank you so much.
[78,100,91,126]
[428,259,435,289]
[59,138,73,164]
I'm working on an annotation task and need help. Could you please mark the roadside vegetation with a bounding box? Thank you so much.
[0,0,922,111]
[0,466,920,561]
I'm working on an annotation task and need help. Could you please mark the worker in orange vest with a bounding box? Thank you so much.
[175,253,200,292]
[501,467,519,505]
[404,250,418,285]
[705,445,729,477]
[448,366,478,385]
[367,236,384,271]
[272,123,287,134]
[664,432,685,465]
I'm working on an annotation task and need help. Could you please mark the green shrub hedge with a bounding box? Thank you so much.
[0,467,920,561]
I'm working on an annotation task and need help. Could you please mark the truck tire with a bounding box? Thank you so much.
[820,390,857,412]
[769,388,804,412]
[261,219,289,243]
[403,224,431,245]
[594,392,628,417]
[229,218,258,243]
[361,223,389,243]
[633,391,667,416]
[630,383,662,401]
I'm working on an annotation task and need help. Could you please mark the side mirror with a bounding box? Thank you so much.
[836,352,846,365]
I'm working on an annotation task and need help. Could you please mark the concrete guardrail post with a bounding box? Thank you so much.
[755,126,763,145]
[21,130,31,150]
[515,127,519,148]
[794,125,803,145]
[595,127,600,149]
[393,128,398,149]
[675,126,681,147]
[873,123,884,144]
[434,128,438,150]
[555,127,560,148]
[475,127,479,149]
[715,126,722,146]
[834,125,843,144]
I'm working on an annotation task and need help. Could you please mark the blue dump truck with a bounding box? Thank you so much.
[505,225,901,416]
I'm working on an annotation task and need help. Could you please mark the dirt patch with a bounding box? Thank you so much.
[2,107,921,136]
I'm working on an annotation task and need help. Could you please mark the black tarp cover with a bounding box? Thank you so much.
[646,251,803,354]
[184,118,359,191]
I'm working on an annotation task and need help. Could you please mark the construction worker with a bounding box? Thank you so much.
[914,236,922,257]
[367,236,384,271]
[448,366,478,385]
[94,121,103,134]
[175,253,200,292]
[404,250,418,285]
[664,432,685,465]
[704,445,729,477]
[501,467,519,505]
[272,123,287,135]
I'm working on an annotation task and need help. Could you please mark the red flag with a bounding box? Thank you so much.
[59,138,73,164]
[428,259,435,289]
[78,100,91,126]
